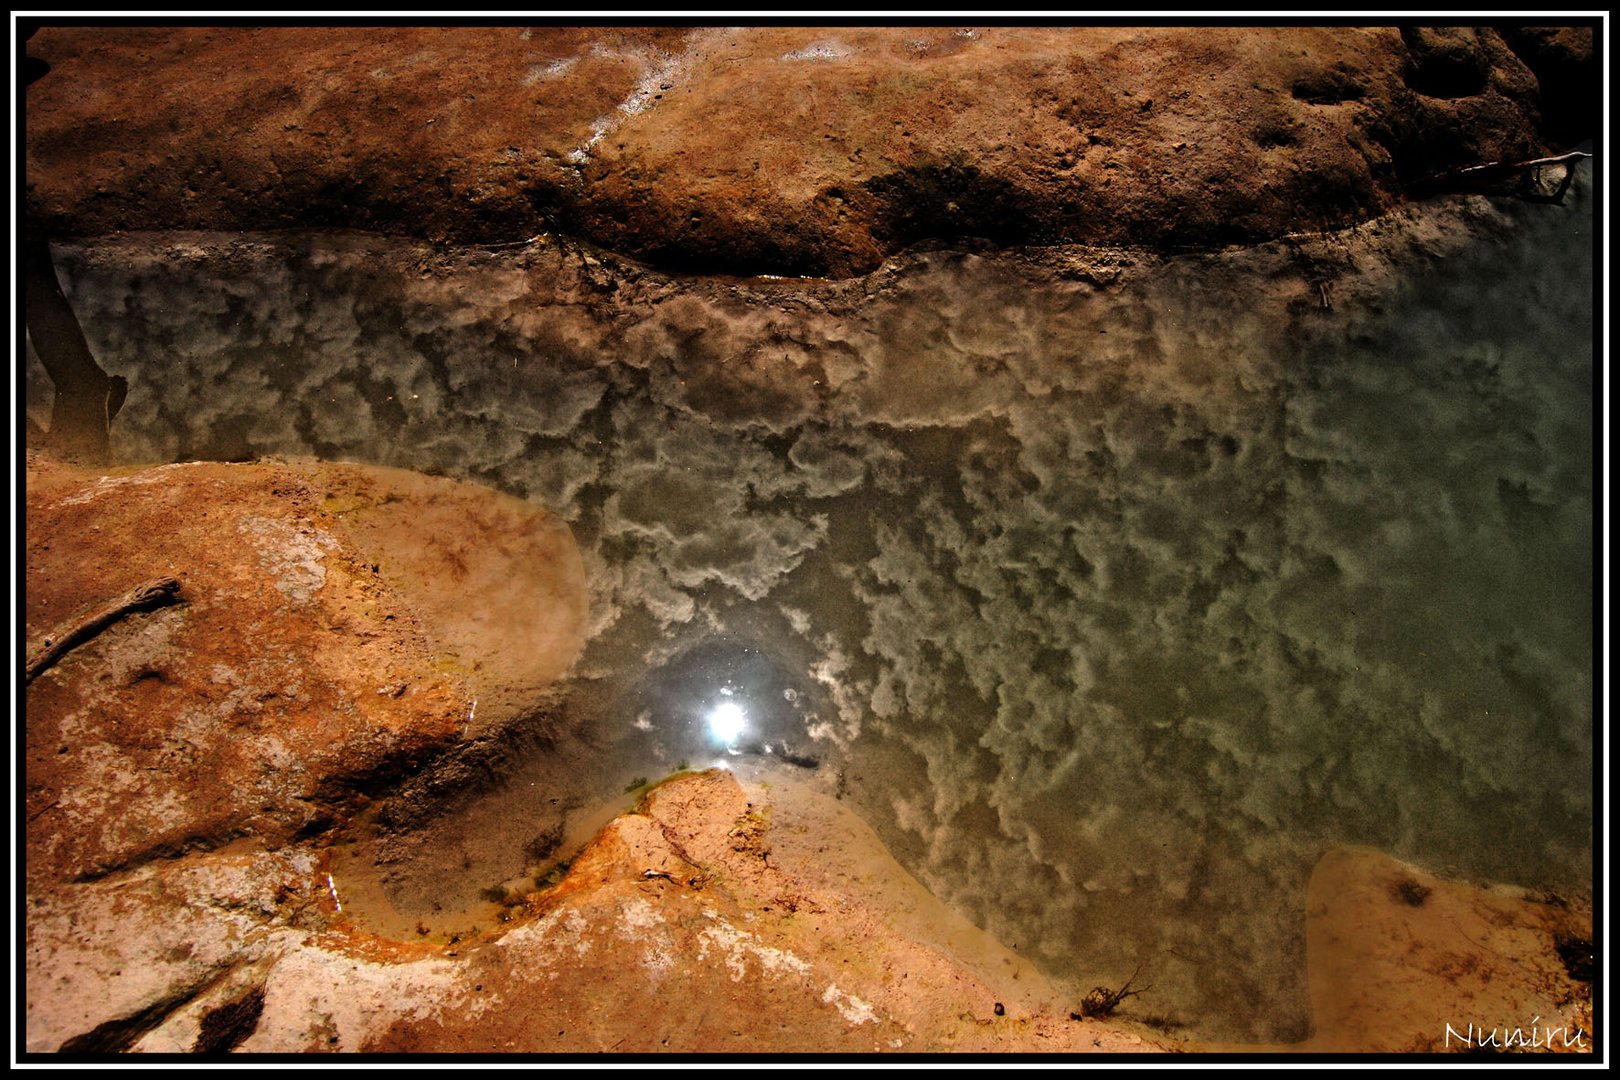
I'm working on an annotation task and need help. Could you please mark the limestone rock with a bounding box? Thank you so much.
[1186,846,1596,1054]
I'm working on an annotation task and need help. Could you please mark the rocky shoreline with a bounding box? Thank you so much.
[20,22,1597,1057]
[21,454,1593,1054]
[24,26,1595,277]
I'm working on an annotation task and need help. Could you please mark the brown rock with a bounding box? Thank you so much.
[28,767,1166,1055]
[25,747,1588,1053]
[1188,847,1596,1054]
[27,767,1166,1054]
[307,461,588,726]
[1299,848,1594,1054]
[23,25,1595,277]
[23,453,585,890]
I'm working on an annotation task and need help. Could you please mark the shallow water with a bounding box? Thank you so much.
[29,177,1593,1041]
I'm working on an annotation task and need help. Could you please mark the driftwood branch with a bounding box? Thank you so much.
[1417,150,1592,205]
[25,577,184,685]
[1452,150,1592,178]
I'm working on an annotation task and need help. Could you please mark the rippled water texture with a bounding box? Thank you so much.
[29,178,1593,1041]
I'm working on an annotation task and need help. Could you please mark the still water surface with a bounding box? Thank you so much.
[29,179,1593,1040]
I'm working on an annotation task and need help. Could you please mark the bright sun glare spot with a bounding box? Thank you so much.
[708,700,747,745]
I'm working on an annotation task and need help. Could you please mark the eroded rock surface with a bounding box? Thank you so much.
[23,25,1596,276]
[19,25,1597,1050]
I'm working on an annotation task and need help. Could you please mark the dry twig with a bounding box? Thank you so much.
[1072,963,1152,1020]
[25,576,184,685]
[1424,150,1593,204]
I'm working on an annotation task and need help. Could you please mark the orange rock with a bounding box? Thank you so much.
[23,26,1595,277]
[23,453,584,890]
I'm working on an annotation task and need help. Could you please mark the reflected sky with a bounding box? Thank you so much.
[29,174,1594,1041]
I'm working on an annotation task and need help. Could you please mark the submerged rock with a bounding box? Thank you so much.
[1194,847,1596,1054]
[26,747,1589,1054]
[26,763,1165,1055]
[21,173,1594,1044]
